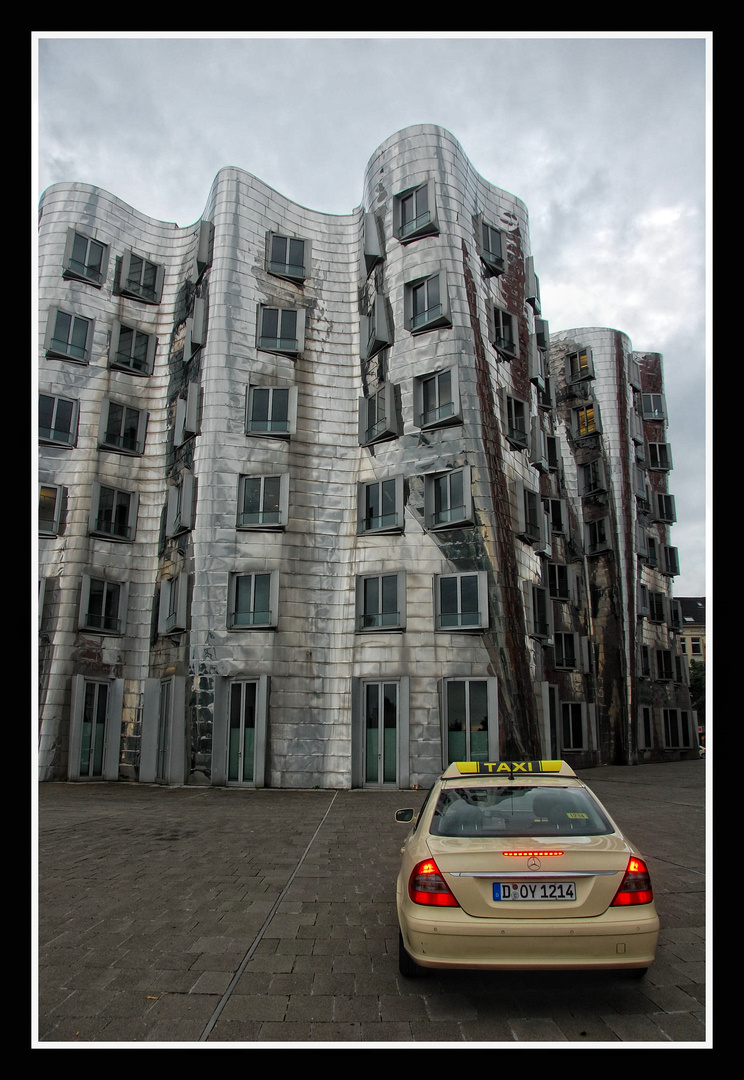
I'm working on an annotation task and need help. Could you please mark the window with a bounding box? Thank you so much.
[356,572,406,631]
[661,546,680,577]
[89,483,138,542]
[257,305,305,357]
[639,643,651,678]
[562,702,587,751]
[98,401,148,456]
[547,436,560,471]
[663,708,692,749]
[166,471,196,537]
[110,320,157,375]
[405,271,451,333]
[237,474,289,530]
[115,249,164,304]
[158,574,189,634]
[39,483,63,536]
[656,649,673,681]
[63,228,109,286]
[69,675,124,781]
[646,535,659,568]
[654,493,677,523]
[528,338,546,391]
[357,477,405,535]
[525,256,541,313]
[477,219,505,276]
[647,442,673,470]
[566,347,594,382]
[648,591,666,623]
[394,180,437,242]
[266,232,310,283]
[572,402,601,440]
[548,563,571,602]
[435,572,488,631]
[246,385,297,437]
[514,481,542,545]
[584,517,611,555]
[424,466,474,530]
[362,296,393,360]
[642,393,666,421]
[413,368,461,429]
[553,632,578,670]
[363,212,383,274]
[490,306,518,359]
[530,418,549,472]
[44,307,95,364]
[579,458,606,496]
[504,393,529,450]
[359,383,398,445]
[228,572,279,629]
[528,584,552,640]
[441,678,498,765]
[195,220,214,278]
[183,296,206,362]
[79,574,128,635]
[39,393,78,447]
[629,357,643,391]
[669,599,682,630]
[547,498,566,535]
[174,383,200,446]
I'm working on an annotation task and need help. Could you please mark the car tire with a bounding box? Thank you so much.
[626,967,648,979]
[398,931,425,978]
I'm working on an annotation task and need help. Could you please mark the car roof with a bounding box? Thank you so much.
[440,760,578,781]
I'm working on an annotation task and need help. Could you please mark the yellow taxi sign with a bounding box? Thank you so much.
[442,760,576,778]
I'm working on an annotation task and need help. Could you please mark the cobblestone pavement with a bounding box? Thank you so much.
[35,759,708,1046]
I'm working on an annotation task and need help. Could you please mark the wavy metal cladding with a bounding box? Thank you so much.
[38,126,555,786]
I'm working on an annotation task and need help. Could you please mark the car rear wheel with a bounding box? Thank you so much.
[398,931,425,978]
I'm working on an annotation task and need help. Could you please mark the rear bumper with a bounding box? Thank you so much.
[398,898,660,971]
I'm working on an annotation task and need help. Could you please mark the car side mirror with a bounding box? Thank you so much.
[395,808,415,823]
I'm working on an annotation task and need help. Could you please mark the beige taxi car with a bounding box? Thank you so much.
[395,760,659,977]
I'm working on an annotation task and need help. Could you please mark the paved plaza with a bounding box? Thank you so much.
[35,759,707,1046]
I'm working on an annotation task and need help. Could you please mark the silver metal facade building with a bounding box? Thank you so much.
[37,125,694,786]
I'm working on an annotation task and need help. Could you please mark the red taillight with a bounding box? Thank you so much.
[611,856,654,906]
[408,858,460,907]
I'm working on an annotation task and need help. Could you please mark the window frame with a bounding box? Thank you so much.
[527,582,553,640]
[579,457,607,496]
[174,382,200,446]
[110,320,157,376]
[663,708,692,749]
[572,401,601,441]
[79,573,128,636]
[358,382,398,446]
[256,304,306,358]
[361,295,393,360]
[647,442,673,470]
[413,367,462,430]
[237,472,290,531]
[476,216,506,277]
[39,482,64,536]
[404,269,451,335]
[424,465,474,531]
[440,676,499,767]
[642,393,666,421]
[553,632,578,670]
[39,393,79,447]
[435,571,489,632]
[166,471,196,537]
[89,482,138,542]
[266,231,311,284]
[504,392,530,451]
[394,180,438,243]
[115,249,165,305]
[246,384,298,438]
[98,399,148,457]
[566,346,594,383]
[62,228,109,287]
[44,306,96,365]
[584,516,611,555]
[355,571,406,632]
[227,571,280,630]
[654,492,677,524]
[158,573,189,635]
[357,476,405,536]
[489,304,518,359]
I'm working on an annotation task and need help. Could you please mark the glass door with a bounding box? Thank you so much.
[446,680,489,764]
[80,681,109,778]
[228,681,256,784]
[364,681,398,785]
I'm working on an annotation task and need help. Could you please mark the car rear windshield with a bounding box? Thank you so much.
[430,785,613,837]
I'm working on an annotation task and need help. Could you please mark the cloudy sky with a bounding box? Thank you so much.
[34,32,710,598]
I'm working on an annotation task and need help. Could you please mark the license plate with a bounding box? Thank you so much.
[493,881,576,901]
